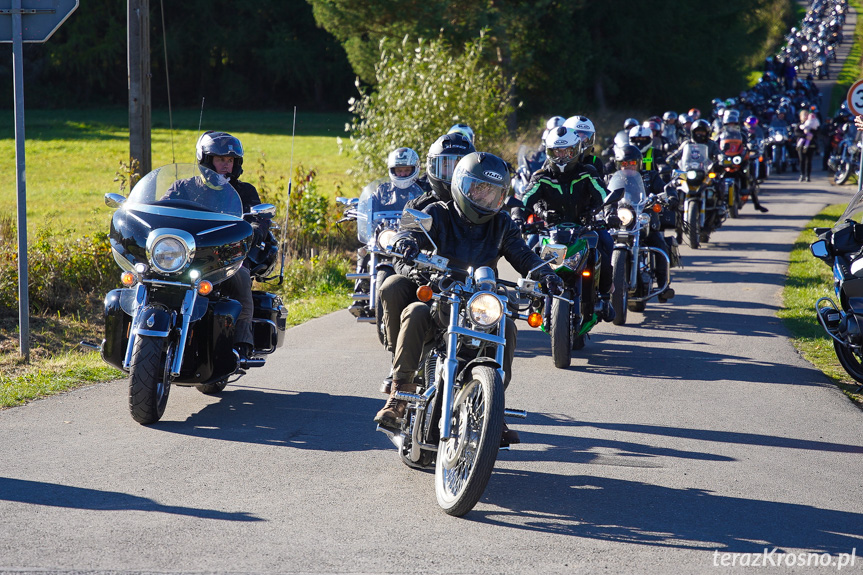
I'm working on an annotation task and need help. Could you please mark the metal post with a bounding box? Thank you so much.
[128,0,151,178]
[11,0,29,362]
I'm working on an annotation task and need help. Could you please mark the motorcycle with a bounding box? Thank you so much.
[810,190,863,389]
[608,170,677,325]
[96,164,287,425]
[525,188,623,368]
[376,208,558,516]
[337,179,421,343]
[511,144,545,202]
[767,125,790,173]
[673,142,724,249]
[717,129,750,218]
[829,123,860,185]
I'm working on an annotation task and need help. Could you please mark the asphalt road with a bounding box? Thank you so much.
[1,164,863,574]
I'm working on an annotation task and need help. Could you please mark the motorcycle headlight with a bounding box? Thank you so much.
[775,134,785,142]
[150,236,189,273]
[686,170,698,180]
[618,207,635,227]
[732,156,742,165]
[467,292,504,329]
[377,228,397,251]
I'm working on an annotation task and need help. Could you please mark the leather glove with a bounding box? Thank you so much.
[393,237,419,263]
[541,273,564,296]
[605,213,622,229]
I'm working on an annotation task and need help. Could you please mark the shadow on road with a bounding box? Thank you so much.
[475,469,863,553]
[0,477,263,521]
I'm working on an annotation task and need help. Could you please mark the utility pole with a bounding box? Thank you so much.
[128,0,151,180]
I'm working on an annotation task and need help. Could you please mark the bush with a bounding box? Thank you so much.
[344,32,516,181]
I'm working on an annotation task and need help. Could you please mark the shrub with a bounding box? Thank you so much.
[344,31,516,182]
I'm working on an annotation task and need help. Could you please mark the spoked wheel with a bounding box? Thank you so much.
[833,340,863,384]
[611,250,628,326]
[550,294,572,368]
[435,366,504,517]
[835,161,852,185]
[686,202,700,249]
[129,336,171,425]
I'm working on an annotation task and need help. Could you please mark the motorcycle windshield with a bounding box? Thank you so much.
[356,178,420,243]
[607,169,646,206]
[680,143,709,171]
[517,144,545,173]
[720,130,744,155]
[125,164,243,219]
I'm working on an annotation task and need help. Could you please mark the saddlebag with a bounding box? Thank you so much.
[252,291,288,353]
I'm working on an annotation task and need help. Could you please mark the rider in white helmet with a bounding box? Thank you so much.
[563,115,603,176]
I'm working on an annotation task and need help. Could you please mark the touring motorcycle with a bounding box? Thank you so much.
[94,164,287,424]
[810,187,863,389]
[672,142,724,249]
[377,209,560,516]
[608,170,677,325]
[337,179,421,344]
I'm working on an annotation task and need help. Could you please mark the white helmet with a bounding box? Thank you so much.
[628,126,653,153]
[563,115,596,150]
[544,126,583,170]
[386,147,420,189]
[545,116,566,130]
[448,123,475,144]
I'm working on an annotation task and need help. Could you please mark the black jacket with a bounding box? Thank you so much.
[514,163,609,225]
[399,201,553,279]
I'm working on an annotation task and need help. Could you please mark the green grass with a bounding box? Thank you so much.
[779,204,863,403]
[0,109,355,231]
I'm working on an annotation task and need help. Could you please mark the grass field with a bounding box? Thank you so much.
[0,108,355,232]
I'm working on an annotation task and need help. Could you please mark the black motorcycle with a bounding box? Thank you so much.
[97,164,287,424]
[810,192,863,388]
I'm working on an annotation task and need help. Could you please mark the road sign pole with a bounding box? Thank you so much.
[11,0,29,362]
[846,80,863,193]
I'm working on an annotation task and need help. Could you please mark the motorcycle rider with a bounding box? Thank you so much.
[406,132,475,212]
[448,123,475,144]
[514,126,619,322]
[744,116,766,182]
[164,131,263,359]
[613,145,677,302]
[348,147,424,317]
[375,152,563,446]
[717,110,768,213]
[629,125,656,171]
[564,115,605,176]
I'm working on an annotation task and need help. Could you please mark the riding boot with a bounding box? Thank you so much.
[374,379,417,428]
[381,363,394,394]
[501,422,521,448]
[598,293,616,323]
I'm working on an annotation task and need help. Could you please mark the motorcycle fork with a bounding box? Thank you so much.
[368,252,378,310]
[122,283,149,370]
[628,233,641,289]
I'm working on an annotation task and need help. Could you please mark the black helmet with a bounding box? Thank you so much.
[451,152,510,225]
[196,131,244,180]
[691,119,711,144]
[426,133,475,202]
[614,144,643,172]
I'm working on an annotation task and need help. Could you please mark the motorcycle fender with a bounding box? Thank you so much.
[456,357,501,385]
[135,306,173,338]
[102,288,132,371]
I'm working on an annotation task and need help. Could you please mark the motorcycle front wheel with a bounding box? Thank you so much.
[835,161,852,185]
[129,335,171,424]
[833,340,863,384]
[435,365,504,517]
[727,182,739,219]
[686,202,701,249]
[611,250,629,326]
[550,295,572,368]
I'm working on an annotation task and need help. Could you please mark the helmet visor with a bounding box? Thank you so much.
[572,130,596,148]
[428,154,463,183]
[547,145,579,164]
[456,173,506,212]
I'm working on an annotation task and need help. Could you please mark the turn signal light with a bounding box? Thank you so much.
[652,203,662,213]
[120,271,136,286]
[708,172,717,178]
[197,280,213,296]
[417,285,434,302]
[527,312,543,328]
[582,270,592,278]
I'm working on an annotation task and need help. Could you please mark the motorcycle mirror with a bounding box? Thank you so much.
[539,243,568,266]
[400,208,433,232]
[249,204,276,217]
[335,197,359,206]
[810,239,830,259]
[104,193,126,209]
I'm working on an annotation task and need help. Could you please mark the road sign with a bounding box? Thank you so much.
[847,79,863,116]
[0,0,78,43]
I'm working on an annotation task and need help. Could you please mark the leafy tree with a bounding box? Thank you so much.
[343,33,515,182]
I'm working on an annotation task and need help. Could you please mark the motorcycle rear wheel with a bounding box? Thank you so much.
[686,202,700,250]
[550,295,572,368]
[129,336,171,425]
[435,366,504,517]
[833,340,863,384]
[611,250,628,326]
[835,161,852,185]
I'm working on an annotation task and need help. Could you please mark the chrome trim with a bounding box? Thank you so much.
[135,329,171,337]
[111,247,136,273]
[170,289,197,377]
[198,223,237,236]
[251,318,278,354]
[126,211,152,228]
[127,204,241,221]
[146,228,196,275]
